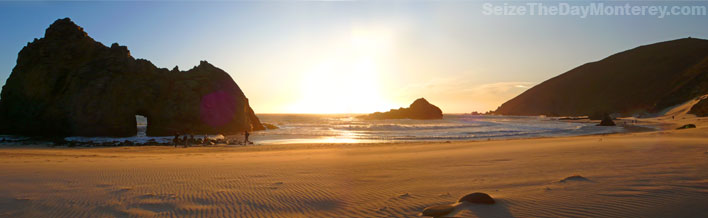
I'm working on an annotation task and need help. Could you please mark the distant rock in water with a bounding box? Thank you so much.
[359,98,443,120]
[262,123,279,130]
[597,113,616,126]
[0,18,264,137]
[495,38,708,117]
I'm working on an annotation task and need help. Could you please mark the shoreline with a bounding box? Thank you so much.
[0,115,660,149]
[0,115,694,155]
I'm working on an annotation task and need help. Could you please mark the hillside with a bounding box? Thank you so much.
[495,38,708,117]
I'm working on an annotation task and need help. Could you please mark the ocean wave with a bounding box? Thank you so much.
[331,123,485,131]
[253,114,627,144]
[64,134,226,144]
[1,115,626,145]
[352,130,533,141]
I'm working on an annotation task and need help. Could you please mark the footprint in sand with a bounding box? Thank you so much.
[133,200,176,213]
[110,187,133,195]
[438,192,452,197]
[268,182,284,190]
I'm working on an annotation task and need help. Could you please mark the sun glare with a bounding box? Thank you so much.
[288,27,396,114]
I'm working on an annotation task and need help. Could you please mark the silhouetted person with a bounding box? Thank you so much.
[244,131,250,144]
[182,135,188,147]
[188,134,195,147]
[173,134,179,147]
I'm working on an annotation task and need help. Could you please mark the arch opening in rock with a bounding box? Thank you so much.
[135,115,148,137]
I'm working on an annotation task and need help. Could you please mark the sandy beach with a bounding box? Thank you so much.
[2,3,708,218]
[1,114,707,218]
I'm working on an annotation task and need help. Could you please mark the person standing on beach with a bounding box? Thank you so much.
[244,131,250,144]
[173,133,180,148]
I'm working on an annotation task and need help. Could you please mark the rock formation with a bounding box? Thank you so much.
[688,97,708,117]
[495,38,708,117]
[261,123,279,130]
[0,18,264,137]
[458,192,495,204]
[420,192,495,217]
[359,98,443,120]
[597,113,616,126]
[676,124,696,129]
[421,204,455,217]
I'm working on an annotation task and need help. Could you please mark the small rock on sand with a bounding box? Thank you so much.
[398,193,411,198]
[422,204,455,217]
[458,192,495,204]
[676,124,696,129]
[559,175,590,182]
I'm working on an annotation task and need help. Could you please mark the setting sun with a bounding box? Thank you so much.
[287,27,396,113]
[1,1,708,218]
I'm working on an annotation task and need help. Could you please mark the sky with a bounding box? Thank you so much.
[1,1,707,114]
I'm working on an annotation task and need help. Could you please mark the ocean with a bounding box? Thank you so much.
[252,114,624,144]
[0,114,625,145]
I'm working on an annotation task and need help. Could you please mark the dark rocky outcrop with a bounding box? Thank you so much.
[676,124,696,129]
[495,38,708,117]
[688,97,708,116]
[261,123,279,130]
[0,18,264,137]
[559,175,590,183]
[359,98,443,120]
[458,192,495,204]
[597,113,616,126]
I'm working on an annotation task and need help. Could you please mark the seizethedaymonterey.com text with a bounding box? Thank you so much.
[483,2,707,18]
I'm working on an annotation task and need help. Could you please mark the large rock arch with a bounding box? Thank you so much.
[0,18,264,137]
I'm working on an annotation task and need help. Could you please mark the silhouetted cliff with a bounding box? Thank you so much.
[689,97,708,117]
[495,38,708,117]
[0,18,264,137]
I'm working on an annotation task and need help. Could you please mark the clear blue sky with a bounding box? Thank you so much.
[1,1,707,113]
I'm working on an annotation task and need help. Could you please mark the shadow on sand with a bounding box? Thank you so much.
[446,199,515,218]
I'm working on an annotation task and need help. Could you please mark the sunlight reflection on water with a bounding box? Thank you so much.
[251,114,625,145]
